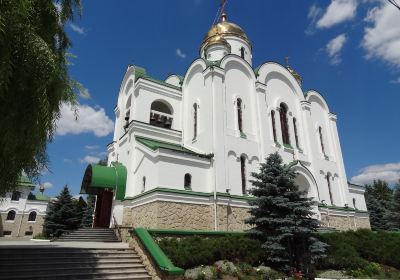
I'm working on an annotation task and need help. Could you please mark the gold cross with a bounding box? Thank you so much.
[285,56,290,66]
[221,0,227,14]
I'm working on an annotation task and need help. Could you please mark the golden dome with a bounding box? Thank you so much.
[204,34,230,50]
[201,13,251,49]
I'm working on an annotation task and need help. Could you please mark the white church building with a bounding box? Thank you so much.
[81,10,370,231]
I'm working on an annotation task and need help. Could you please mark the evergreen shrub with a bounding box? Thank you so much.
[157,235,266,269]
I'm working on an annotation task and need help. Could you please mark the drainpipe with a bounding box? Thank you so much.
[212,157,218,231]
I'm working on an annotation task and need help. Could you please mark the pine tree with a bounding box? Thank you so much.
[81,195,95,228]
[386,181,400,231]
[246,153,327,276]
[43,185,80,237]
[74,196,87,227]
[365,180,393,230]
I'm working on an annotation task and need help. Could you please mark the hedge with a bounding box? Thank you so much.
[156,229,400,272]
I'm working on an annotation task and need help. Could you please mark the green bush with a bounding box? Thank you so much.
[157,235,266,269]
[317,229,400,270]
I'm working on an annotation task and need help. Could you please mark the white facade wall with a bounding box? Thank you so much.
[108,32,367,222]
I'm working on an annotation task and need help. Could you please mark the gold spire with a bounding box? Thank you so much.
[285,56,302,86]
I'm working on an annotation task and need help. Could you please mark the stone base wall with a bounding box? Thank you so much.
[320,213,371,231]
[0,213,44,237]
[122,201,250,231]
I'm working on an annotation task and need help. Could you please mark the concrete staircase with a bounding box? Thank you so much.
[57,228,119,242]
[0,247,152,280]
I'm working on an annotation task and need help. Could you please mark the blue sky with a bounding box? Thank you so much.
[39,0,400,197]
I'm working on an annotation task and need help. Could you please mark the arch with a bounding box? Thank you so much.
[6,210,16,221]
[149,100,173,129]
[125,79,133,95]
[256,62,305,101]
[28,211,37,222]
[240,47,245,59]
[306,90,330,112]
[125,95,132,109]
[184,173,192,190]
[220,55,256,81]
[183,58,207,88]
[291,161,320,200]
[279,103,290,145]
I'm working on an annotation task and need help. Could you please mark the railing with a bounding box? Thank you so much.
[150,110,173,128]
[112,215,122,241]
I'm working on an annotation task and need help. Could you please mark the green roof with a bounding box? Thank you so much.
[28,192,51,202]
[134,66,181,91]
[135,136,213,159]
[17,175,36,188]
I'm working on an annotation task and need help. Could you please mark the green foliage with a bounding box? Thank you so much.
[246,153,327,274]
[365,180,393,230]
[157,235,266,269]
[317,230,400,270]
[0,0,81,195]
[80,194,95,228]
[43,185,81,237]
[33,232,46,239]
[386,181,400,231]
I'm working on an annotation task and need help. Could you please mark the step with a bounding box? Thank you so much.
[0,256,142,265]
[2,269,151,280]
[0,260,145,269]
[0,266,148,277]
[0,248,135,255]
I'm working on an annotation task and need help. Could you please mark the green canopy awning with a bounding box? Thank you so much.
[80,162,127,200]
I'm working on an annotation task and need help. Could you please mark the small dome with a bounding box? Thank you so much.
[204,34,230,50]
[201,13,251,49]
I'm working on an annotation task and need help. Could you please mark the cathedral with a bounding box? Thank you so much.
[81,9,370,231]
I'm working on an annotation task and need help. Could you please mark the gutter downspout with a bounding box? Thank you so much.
[210,67,218,231]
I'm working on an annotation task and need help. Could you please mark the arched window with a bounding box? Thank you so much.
[11,191,21,201]
[28,211,37,222]
[240,47,245,59]
[150,100,173,129]
[293,118,300,149]
[193,103,198,139]
[327,174,333,205]
[279,104,290,145]
[184,174,192,190]
[319,126,326,155]
[271,110,277,142]
[6,210,16,221]
[237,98,243,133]
[142,176,146,193]
[240,156,246,195]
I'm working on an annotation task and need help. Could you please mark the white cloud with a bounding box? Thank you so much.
[63,158,73,163]
[79,87,91,99]
[362,2,400,67]
[351,162,400,185]
[306,5,323,35]
[176,48,187,59]
[326,33,348,64]
[391,77,400,84]
[42,182,53,189]
[70,23,85,35]
[317,0,358,29]
[80,155,101,164]
[85,145,100,150]
[56,103,114,137]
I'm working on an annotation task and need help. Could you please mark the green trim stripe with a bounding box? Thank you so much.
[123,187,254,202]
[148,229,245,236]
[134,228,184,276]
[318,203,369,214]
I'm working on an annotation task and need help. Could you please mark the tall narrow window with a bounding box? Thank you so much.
[271,110,277,142]
[353,198,357,209]
[237,98,243,133]
[6,210,16,221]
[327,174,333,205]
[240,156,246,194]
[240,47,245,59]
[11,191,21,201]
[279,104,290,145]
[193,103,198,139]
[184,173,192,190]
[142,176,146,193]
[293,118,300,149]
[28,211,37,222]
[319,126,326,155]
